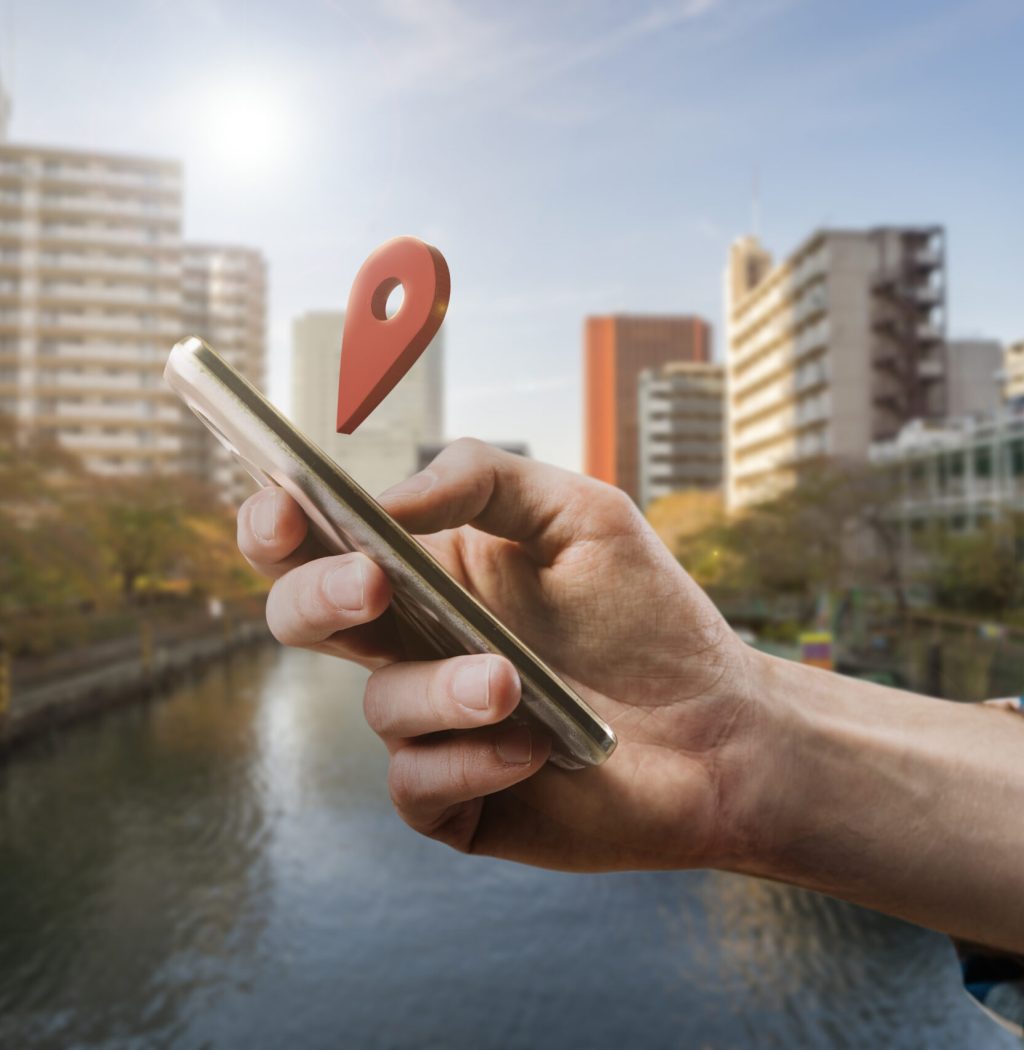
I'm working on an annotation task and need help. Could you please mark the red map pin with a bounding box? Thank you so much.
[336,236,450,434]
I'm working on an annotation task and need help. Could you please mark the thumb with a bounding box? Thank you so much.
[376,438,586,559]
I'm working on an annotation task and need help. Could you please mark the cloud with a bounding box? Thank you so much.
[322,0,733,116]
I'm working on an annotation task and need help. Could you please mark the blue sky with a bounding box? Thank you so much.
[10,0,1024,469]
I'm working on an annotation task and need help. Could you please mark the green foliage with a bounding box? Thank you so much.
[697,460,905,613]
[0,413,263,647]
[925,517,1024,615]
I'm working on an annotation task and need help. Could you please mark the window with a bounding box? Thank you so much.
[1011,440,1024,477]
[974,446,992,479]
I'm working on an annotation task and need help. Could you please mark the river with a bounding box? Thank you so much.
[0,645,1016,1049]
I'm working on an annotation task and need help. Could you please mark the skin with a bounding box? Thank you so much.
[237,439,1024,953]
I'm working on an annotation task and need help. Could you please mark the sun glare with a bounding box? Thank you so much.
[201,83,292,177]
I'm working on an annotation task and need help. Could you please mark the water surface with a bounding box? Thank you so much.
[0,647,1014,1048]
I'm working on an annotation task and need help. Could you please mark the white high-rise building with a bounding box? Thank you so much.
[0,143,192,476]
[0,141,267,493]
[637,361,725,509]
[290,310,444,496]
[183,244,267,500]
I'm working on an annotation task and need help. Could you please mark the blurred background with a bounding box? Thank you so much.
[1,0,1022,1047]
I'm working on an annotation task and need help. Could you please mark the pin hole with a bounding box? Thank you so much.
[370,278,405,321]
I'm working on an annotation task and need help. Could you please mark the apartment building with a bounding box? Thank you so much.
[0,143,191,476]
[290,310,443,496]
[725,227,947,510]
[183,244,267,500]
[583,314,711,503]
[637,361,724,509]
[1005,340,1024,403]
[0,142,268,496]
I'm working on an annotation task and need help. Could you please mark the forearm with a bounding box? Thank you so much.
[736,651,1024,951]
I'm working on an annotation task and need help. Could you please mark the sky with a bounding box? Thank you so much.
[7,0,1024,470]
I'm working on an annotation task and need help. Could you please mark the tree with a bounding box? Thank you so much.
[88,476,188,600]
[925,516,1024,615]
[692,460,908,618]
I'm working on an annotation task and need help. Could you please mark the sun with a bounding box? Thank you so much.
[201,82,292,177]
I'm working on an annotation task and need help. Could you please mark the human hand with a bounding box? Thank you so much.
[237,440,760,872]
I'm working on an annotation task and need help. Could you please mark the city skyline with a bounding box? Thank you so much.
[7,0,1023,470]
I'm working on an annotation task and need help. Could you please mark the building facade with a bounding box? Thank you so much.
[726,227,947,510]
[583,314,711,503]
[1004,340,1024,404]
[0,143,191,476]
[183,244,268,500]
[290,310,444,496]
[944,339,1003,419]
[870,412,1024,563]
[0,142,267,495]
[637,361,724,509]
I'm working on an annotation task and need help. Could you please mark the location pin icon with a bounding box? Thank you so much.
[336,236,450,434]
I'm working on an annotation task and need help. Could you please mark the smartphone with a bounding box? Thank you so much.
[164,336,617,769]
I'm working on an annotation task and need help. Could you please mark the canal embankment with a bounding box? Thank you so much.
[0,600,273,754]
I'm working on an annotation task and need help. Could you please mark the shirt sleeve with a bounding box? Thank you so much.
[956,941,1024,1037]
[956,697,1024,1037]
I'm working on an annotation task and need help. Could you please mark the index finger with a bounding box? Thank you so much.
[237,487,327,580]
[376,438,636,564]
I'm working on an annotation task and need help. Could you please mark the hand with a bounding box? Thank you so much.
[237,439,759,872]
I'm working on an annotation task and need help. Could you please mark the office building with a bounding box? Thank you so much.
[183,244,268,500]
[290,310,443,495]
[870,412,1024,561]
[0,143,190,476]
[726,226,947,510]
[584,314,711,503]
[637,361,725,509]
[943,339,1002,419]
[1004,340,1024,404]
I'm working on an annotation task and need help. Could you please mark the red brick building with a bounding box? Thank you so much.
[583,315,712,502]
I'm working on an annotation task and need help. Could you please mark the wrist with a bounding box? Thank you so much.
[716,650,1024,950]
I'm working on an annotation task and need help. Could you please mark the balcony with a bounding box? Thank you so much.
[36,165,182,193]
[912,246,942,269]
[917,358,945,381]
[36,311,181,338]
[37,224,181,248]
[37,252,181,279]
[38,195,180,223]
[38,283,181,307]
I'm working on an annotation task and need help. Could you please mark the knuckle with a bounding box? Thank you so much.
[427,663,456,724]
[387,751,419,812]
[444,743,476,800]
[264,583,294,646]
[362,671,389,734]
[265,568,329,647]
[447,435,489,460]
[601,482,637,517]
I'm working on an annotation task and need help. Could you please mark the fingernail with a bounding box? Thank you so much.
[379,470,436,502]
[496,726,532,765]
[252,490,279,543]
[452,659,491,711]
[324,559,365,611]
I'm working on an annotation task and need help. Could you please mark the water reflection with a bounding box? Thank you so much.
[0,646,1015,1049]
